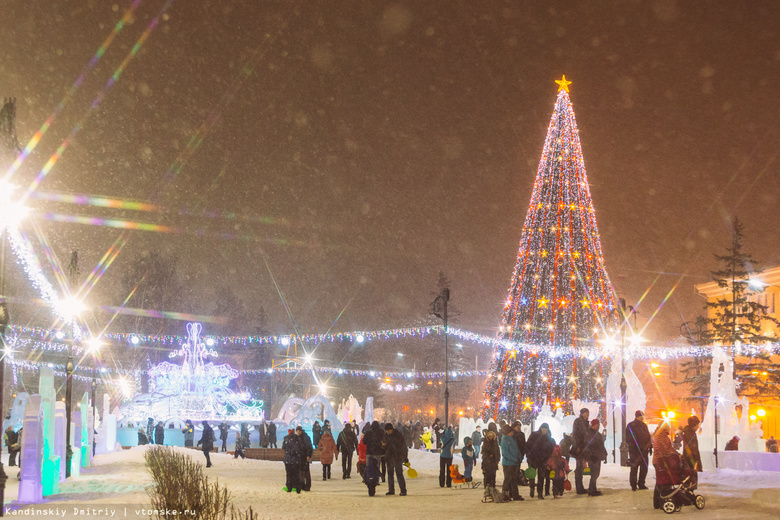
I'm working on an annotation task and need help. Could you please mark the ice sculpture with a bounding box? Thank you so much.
[276,397,305,424]
[3,392,29,432]
[39,367,60,496]
[338,395,363,424]
[80,393,91,468]
[119,323,263,423]
[288,395,343,438]
[70,410,81,478]
[17,395,43,503]
[364,397,374,423]
[95,394,118,455]
[605,353,647,460]
[54,402,66,482]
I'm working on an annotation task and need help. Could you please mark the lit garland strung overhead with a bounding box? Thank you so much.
[483,76,619,423]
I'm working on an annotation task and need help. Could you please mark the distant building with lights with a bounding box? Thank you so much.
[695,265,780,339]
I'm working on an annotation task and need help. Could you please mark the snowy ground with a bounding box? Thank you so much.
[2,447,779,519]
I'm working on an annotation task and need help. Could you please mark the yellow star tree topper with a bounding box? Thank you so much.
[555,74,572,92]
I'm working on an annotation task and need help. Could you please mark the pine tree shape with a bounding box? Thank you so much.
[483,77,619,422]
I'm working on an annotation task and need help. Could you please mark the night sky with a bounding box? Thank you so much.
[2,1,779,343]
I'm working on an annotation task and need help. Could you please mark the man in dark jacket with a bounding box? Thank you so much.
[297,426,313,491]
[154,421,165,445]
[337,423,359,479]
[526,423,555,499]
[282,428,303,493]
[682,416,702,471]
[267,421,278,448]
[382,423,408,496]
[571,407,590,494]
[438,425,455,488]
[583,419,607,496]
[626,410,652,490]
[137,428,149,446]
[5,427,20,466]
[471,425,483,461]
[197,421,215,468]
[312,421,322,447]
[219,422,229,452]
[560,433,573,463]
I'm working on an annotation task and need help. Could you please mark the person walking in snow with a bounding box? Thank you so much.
[297,425,313,491]
[526,422,555,499]
[382,422,408,496]
[318,430,337,480]
[462,437,476,482]
[337,423,358,479]
[267,421,278,448]
[471,425,482,461]
[5,427,20,466]
[282,428,304,493]
[154,421,165,445]
[500,425,523,501]
[547,445,569,497]
[626,410,652,491]
[182,419,195,448]
[571,407,591,494]
[312,420,323,448]
[234,431,246,459]
[197,421,215,468]
[219,421,229,452]
[582,419,607,496]
[438,424,455,488]
[481,428,501,489]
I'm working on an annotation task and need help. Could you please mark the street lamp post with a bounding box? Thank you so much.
[432,288,450,426]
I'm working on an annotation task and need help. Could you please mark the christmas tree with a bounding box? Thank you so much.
[483,76,619,423]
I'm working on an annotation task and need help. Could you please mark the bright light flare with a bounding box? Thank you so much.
[56,296,86,323]
[0,180,29,229]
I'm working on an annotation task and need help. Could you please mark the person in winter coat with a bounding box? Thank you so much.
[481,429,501,489]
[197,421,215,468]
[146,418,154,441]
[182,420,195,448]
[318,430,337,480]
[462,437,476,482]
[438,425,455,488]
[5,427,20,466]
[323,420,332,434]
[526,422,555,499]
[432,418,441,449]
[297,426,313,491]
[571,407,591,494]
[547,445,569,497]
[500,425,523,501]
[625,410,652,490]
[154,421,165,445]
[357,433,368,479]
[725,436,740,451]
[337,423,359,479]
[382,423,409,496]
[559,433,573,463]
[681,416,702,471]
[766,436,778,453]
[471,425,482,461]
[673,426,684,451]
[652,422,679,509]
[421,427,432,450]
[312,421,323,448]
[282,428,304,493]
[219,422,229,452]
[582,419,607,496]
[137,428,149,446]
[402,422,413,449]
[412,422,422,449]
[267,421,278,448]
[511,421,527,465]
[234,431,246,459]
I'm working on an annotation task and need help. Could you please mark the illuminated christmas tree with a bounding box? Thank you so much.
[483,76,619,423]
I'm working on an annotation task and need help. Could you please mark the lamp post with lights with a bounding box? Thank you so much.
[432,287,450,426]
[0,180,29,514]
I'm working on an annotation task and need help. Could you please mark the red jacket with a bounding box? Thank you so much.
[357,437,367,463]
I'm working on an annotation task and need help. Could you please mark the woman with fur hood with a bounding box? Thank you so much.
[480,428,501,489]
[318,430,338,480]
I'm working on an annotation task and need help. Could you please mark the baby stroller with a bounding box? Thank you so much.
[654,455,705,514]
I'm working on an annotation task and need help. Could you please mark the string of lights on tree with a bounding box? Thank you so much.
[483,76,620,423]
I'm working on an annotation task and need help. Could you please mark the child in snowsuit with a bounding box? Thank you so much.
[357,434,368,480]
[234,431,246,459]
[546,444,569,497]
[462,437,476,482]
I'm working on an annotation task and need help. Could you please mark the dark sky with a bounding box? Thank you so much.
[1,1,779,342]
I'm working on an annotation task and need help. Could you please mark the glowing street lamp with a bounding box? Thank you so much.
[757,409,766,417]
